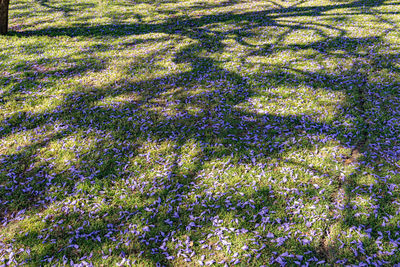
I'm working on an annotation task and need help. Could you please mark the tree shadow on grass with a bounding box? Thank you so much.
[9,0,397,37]
[2,0,400,265]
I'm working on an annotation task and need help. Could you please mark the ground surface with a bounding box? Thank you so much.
[1,0,400,265]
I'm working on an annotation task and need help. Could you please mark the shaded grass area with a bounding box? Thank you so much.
[1,0,400,265]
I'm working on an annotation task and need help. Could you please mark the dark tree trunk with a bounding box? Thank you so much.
[0,0,10,35]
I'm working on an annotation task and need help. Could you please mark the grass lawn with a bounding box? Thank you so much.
[1,0,400,265]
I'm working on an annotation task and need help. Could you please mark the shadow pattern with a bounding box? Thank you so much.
[1,0,400,265]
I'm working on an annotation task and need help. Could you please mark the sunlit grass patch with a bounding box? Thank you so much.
[240,85,345,122]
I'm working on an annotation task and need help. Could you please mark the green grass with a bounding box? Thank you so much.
[1,0,400,265]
